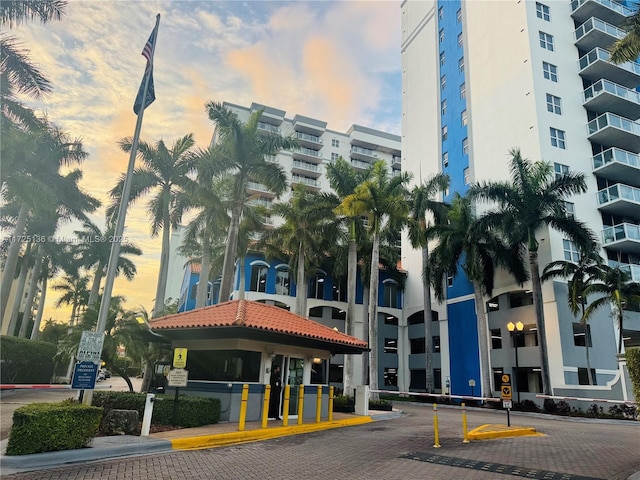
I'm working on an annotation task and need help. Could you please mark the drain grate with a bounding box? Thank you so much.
[399,452,604,480]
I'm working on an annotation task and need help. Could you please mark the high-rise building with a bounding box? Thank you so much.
[401,0,639,402]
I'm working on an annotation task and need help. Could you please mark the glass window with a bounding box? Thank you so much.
[550,127,566,149]
[442,151,449,167]
[189,349,261,382]
[384,314,398,325]
[536,2,550,21]
[441,99,447,116]
[439,6,444,20]
[573,323,592,347]
[410,337,426,354]
[546,93,562,114]
[457,32,463,48]
[578,368,596,385]
[332,275,347,302]
[383,281,399,308]
[462,137,468,155]
[434,368,442,392]
[439,28,444,43]
[563,201,575,218]
[458,57,464,74]
[331,139,339,147]
[554,162,569,179]
[308,271,326,299]
[275,267,289,295]
[491,328,502,349]
[460,82,466,99]
[447,273,453,286]
[463,167,471,185]
[509,291,534,308]
[441,74,446,90]
[440,51,446,66]
[310,359,328,384]
[250,264,268,292]
[384,338,398,354]
[539,31,554,51]
[331,152,339,162]
[542,62,558,82]
[563,239,580,262]
[461,109,468,126]
[492,368,503,391]
[433,336,441,353]
[410,369,426,390]
[456,8,462,23]
[442,125,448,141]
[384,367,398,387]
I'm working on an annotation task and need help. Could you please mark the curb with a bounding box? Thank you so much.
[468,423,543,440]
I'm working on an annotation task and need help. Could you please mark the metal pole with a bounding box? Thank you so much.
[238,384,249,431]
[172,387,179,426]
[514,331,521,404]
[461,402,470,443]
[282,385,290,427]
[316,385,322,423]
[297,385,304,425]
[432,403,441,448]
[328,386,334,422]
[262,385,271,429]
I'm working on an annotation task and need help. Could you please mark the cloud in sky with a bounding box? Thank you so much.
[12,0,402,322]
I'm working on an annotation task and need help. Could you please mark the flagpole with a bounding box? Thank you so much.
[83,14,160,406]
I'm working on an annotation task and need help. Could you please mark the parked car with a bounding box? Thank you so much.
[103,369,111,379]
[97,369,106,381]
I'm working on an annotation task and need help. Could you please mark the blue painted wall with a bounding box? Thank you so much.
[447,299,480,396]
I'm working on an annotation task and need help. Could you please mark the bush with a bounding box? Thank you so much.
[608,404,638,420]
[556,401,571,415]
[0,336,56,384]
[369,399,393,411]
[543,398,557,414]
[515,399,541,412]
[333,395,355,413]
[6,400,102,455]
[626,347,640,403]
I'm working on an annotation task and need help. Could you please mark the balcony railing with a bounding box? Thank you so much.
[351,146,378,158]
[292,160,320,173]
[587,112,640,151]
[294,147,322,158]
[584,79,640,118]
[588,112,640,134]
[603,223,640,245]
[295,131,323,144]
[257,121,280,134]
[592,148,640,188]
[248,198,273,209]
[246,181,272,193]
[579,47,640,87]
[609,262,640,281]
[351,158,371,170]
[291,175,320,188]
[575,17,626,44]
[264,155,279,163]
[598,183,640,205]
[571,0,635,18]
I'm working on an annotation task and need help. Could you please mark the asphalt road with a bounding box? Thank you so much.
[2,401,638,480]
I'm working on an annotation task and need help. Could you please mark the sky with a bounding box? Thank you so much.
[13,0,403,323]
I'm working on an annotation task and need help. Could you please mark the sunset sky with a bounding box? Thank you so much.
[15,0,403,322]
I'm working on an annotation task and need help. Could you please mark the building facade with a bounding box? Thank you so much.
[401,0,639,402]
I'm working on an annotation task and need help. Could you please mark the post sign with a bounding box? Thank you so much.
[168,368,188,387]
[77,331,104,362]
[72,361,99,389]
[501,374,512,401]
[173,348,188,368]
[503,400,513,409]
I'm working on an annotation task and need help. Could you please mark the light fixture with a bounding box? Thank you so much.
[313,357,322,364]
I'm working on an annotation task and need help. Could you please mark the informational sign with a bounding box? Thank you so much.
[503,400,513,409]
[501,374,512,400]
[468,379,476,387]
[77,331,104,362]
[71,361,99,389]
[167,368,188,387]
[173,348,188,368]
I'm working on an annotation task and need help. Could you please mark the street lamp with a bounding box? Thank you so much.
[507,321,524,404]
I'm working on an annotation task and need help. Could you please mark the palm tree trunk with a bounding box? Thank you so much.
[368,232,380,402]
[473,282,492,398]
[6,245,31,336]
[1,203,29,320]
[529,250,551,395]
[580,304,594,386]
[153,212,172,316]
[219,201,243,302]
[361,284,370,388]
[30,265,48,340]
[237,256,246,300]
[19,244,44,337]
[422,246,435,393]
[343,237,357,397]
[195,233,211,308]
[88,265,104,307]
[295,242,307,317]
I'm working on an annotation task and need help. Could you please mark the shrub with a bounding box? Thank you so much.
[6,401,102,455]
[0,336,56,384]
[333,395,355,413]
[556,401,571,415]
[608,404,638,420]
[543,398,557,414]
[369,399,393,411]
[627,348,640,403]
[515,399,541,412]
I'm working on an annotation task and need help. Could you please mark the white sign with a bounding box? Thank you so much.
[468,379,476,387]
[503,400,513,409]
[167,368,188,387]
[77,331,104,362]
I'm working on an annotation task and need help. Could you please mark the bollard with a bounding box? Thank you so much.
[461,402,470,443]
[328,386,334,422]
[433,403,441,448]
[316,385,322,423]
[238,384,249,431]
[262,384,271,429]
[141,393,156,436]
[297,385,305,425]
[283,385,291,427]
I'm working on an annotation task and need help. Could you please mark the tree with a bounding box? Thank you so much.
[469,148,597,394]
[203,102,297,303]
[583,266,640,355]
[407,173,449,393]
[53,274,90,326]
[610,6,640,64]
[109,134,196,317]
[338,160,411,400]
[541,252,604,385]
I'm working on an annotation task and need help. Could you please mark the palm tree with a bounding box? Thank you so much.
[203,102,298,303]
[541,252,604,385]
[109,134,196,316]
[407,173,449,393]
[583,266,640,355]
[609,6,640,64]
[338,160,411,400]
[53,274,90,326]
[469,148,597,394]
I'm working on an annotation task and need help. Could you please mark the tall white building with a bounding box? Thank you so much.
[401,0,639,403]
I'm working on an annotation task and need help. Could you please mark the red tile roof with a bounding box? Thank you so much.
[150,300,368,350]
[189,262,201,274]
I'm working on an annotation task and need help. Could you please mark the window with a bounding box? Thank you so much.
[458,57,464,74]
[382,281,399,308]
[578,368,597,385]
[331,152,339,162]
[190,284,197,300]
[410,369,426,390]
[384,367,398,387]
[492,368,504,391]
[439,6,444,20]
[487,298,499,312]
[189,350,261,382]
[463,167,471,185]
[536,2,550,21]
[408,312,424,324]
[550,127,566,149]
[410,337,426,354]
[384,314,398,325]
[431,310,439,321]
[441,99,447,116]
[554,162,569,179]
[456,8,462,23]
[573,323,592,347]
[250,264,268,292]
[461,109,468,126]
[384,338,398,354]
[442,151,449,167]
[460,82,466,99]
[308,271,326,299]
[457,32,463,48]
[491,328,503,349]
[433,336,441,353]
[447,273,454,286]
[546,93,562,114]
[462,137,468,155]
[442,125,448,141]
[563,239,580,262]
[563,201,575,218]
[331,139,339,147]
[439,28,444,43]
[310,359,328,384]
[332,275,347,302]
[434,368,442,392]
[440,51,446,66]
[275,267,289,295]
[542,61,558,82]
[509,291,533,308]
[539,31,554,51]
[441,74,446,90]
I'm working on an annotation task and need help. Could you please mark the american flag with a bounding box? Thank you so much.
[134,17,159,115]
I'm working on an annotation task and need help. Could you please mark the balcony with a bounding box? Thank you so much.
[579,48,640,88]
[351,158,372,171]
[351,145,379,161]
[292,147,323,163]
[264,155,279,164]
[292,160,321,176]
[603,223,640,254]
[295,131,323,148]
[391,155,402,169]
[597,184,640,216]
[609,262,640,281]
[247,198,273,209]
[575,17,626,50]
[587,112,640,152]
[257,121,281,134]
[291,174,321,190]
[246,181,275,197]
[593,148,640,187]
[571,0,634,25]
[584,79,640,119]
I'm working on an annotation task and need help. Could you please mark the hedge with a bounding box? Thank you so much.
[0,336,57,384]
[6,400,102,455]
[626,347,640,403]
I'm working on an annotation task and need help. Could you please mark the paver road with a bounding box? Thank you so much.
[2,403,638,480]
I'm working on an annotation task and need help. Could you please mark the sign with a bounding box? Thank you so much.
[168,368,188,387]
[173,348,188,368]
[503,400,513,409]
[72,361,99,389]
[501,373,512,400]
[77,331,104,362]
[468,379,476,387]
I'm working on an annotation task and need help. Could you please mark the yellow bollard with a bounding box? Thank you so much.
[328,386,334,422]
[297,385,305,425]
[461,402,470,443]
[433,403,441,448]
[262,384,271,429]
[282,385,290,427]
[316,385,322,423]
[238,384,249,431]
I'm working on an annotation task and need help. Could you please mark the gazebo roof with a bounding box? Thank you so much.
[149,300,368,354]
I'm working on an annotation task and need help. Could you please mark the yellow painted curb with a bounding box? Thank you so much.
[468,423,544,440]
[171,416,373,450]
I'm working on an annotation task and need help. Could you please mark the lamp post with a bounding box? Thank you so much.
[507,321,524,404]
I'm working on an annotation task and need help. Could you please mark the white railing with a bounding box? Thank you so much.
[584,79,640,105]
[603,223,640,244]
[291,175,320,187]
[597,184,640,205]
[579,47,640,76]
[575,17,626,42]
[588,112,640,136]
[571,0,635,17]
[295,131,323,144]
[292,160,319,172]
[592,147,640,170]
[257,121,280,134]
[351,145,378,157]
